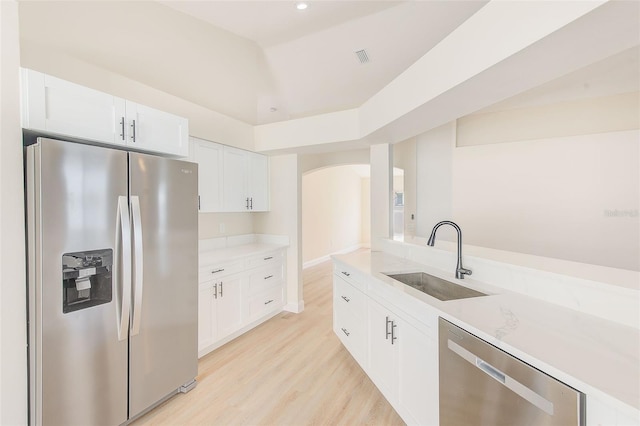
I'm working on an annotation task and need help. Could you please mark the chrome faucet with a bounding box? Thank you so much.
[427,221,472,279]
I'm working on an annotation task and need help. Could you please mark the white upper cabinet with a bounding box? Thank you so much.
[247,152,269,211]
[190,137,223,212]
[190,139,270,213]
[223,146,250,211]
[125,102,188,157]
[21,69,126,145]
[20,68,189,157]
[222,146,269,212]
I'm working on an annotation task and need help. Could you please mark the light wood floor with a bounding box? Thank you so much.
[132,259,404,426]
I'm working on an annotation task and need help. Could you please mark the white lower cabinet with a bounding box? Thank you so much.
[198,273,243,351]
[333,275,367,367]
[333,265,439,426]
[198,248,286,357]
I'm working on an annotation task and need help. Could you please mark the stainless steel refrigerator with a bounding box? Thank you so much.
[25,137,198,425]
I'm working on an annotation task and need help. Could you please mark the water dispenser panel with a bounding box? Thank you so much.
[62,249,113,313]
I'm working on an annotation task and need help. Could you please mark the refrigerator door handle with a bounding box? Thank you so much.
[115,196,132,341]
[131,195,144,336]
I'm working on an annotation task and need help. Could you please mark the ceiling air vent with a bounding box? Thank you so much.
[355,49,369,64]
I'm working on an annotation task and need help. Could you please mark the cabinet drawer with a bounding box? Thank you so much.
[248,286,283,319]
[198,259,244,283]
[334,274,366,320]
[248,264,283,294]
[333,263,365,292]
[334,295,366,366]
[247,250,284,269]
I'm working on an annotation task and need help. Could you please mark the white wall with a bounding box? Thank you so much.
[361,178,371,248]
[415,123,455,242]
[0,1,28,423]
[370,144,392,250]
[302,166,366,265]
[18,1,266,125]
[453,129,639,271]
[198,213,254,240]
[409,93,640,271]
[393,138,417,238]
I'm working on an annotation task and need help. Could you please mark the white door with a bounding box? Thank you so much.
[397,321,438,425]
[216,274,244,339]
[367,299,397,398]
[126,101,188,157]
[247,152,269,211]
[223,147,248,211]
[22,69,126,145]
[192,139,223,212]
[198,282,216,352]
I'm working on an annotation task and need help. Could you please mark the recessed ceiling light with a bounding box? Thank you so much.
[296,2,308,10]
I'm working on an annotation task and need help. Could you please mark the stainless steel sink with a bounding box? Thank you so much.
[384,272,487,301]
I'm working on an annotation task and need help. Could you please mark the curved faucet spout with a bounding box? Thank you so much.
[427,220,472,279]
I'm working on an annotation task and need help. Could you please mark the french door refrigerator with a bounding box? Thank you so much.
[25,137,198,425]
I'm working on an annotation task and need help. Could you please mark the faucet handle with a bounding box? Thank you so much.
[456,268,473,279]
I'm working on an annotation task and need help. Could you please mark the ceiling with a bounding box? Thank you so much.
[159,1,404,48]
[159,1,488,123]
[17,1,639,130]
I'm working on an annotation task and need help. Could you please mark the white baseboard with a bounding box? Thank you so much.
[303,244,364,269]
[283,300,304,313]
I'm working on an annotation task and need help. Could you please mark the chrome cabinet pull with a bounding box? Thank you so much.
[391,321,398,345]
[120,117,125,141]
[130,119,136,142]
[341,295,350,303]
[385,316,391,340]
[213,283,218,299]
[211,268,224,274]
[264,299,274,305]
[264,256,273,261]
[341,271,351,277]
[219,282,223,297]
[246,198,250,210]
[341,328,350,337]
[250,197,253,210]
[264,275,273,280]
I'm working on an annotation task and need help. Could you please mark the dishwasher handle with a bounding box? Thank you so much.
[476,358,506,383]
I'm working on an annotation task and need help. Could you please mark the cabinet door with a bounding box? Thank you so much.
[216,274,244,339]
[198,283,216,352]
[367,299,397,399]
[192,138,223,212]
[126,101,189,157]
[21,68,126,145]
[397,322,438,425]
[247,152,269,211]
[222,146,248,211]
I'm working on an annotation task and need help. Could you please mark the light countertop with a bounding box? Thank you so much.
[199,242,288,267]
[332,250,640,418]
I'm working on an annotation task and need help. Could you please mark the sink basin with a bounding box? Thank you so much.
[384,272,487,301]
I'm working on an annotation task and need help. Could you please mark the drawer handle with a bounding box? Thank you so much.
[341,295,350,303]
[211,268,225,274]
[264,275,274,280]
[341,328,350,337]
[264,256,273,260]
[264,299,274,305]
[341,271,351,277]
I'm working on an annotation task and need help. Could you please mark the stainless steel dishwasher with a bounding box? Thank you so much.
[439,318,585,426]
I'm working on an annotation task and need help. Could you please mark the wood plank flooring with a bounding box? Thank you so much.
[132,259,404,426]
